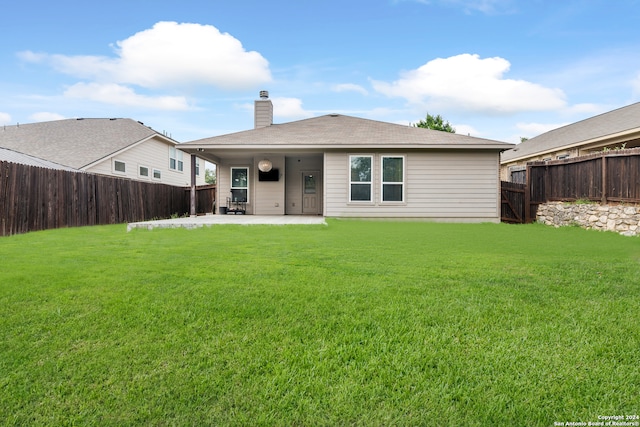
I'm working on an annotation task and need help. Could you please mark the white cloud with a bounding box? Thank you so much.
[516,122,569,137]
[20,21,272,90]
[236,97,313,122]
[394,0,514,14]
[453,123,480,136]
[64,82,190,110]
[565,103,605,115]
[0,112,11,125]
[272,97,314,120]
[440,0,514,14]
[371,54,567,114]
[16,51,46,63]
[29,112,66,122]
[332,83,368,96]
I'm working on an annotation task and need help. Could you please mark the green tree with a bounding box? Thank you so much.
[413,113,456,133]
[205,167,216,185]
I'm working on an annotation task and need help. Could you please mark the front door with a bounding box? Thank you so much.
[302,171,321,214]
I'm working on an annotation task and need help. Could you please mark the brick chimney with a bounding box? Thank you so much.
[254,90,273,129]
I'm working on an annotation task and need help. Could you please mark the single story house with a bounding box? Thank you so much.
[0,118,206,187]
[501,102,640,183]
[179,92,513,222]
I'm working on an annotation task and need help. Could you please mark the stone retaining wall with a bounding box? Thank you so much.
[536,202,640,237]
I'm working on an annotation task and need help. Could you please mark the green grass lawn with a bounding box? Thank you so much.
[1,220,639,426]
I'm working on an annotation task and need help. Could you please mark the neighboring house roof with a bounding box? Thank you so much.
[0,147,79,171]
[182,114,512,151]
[502,102,640,163]
[0,118,176,169]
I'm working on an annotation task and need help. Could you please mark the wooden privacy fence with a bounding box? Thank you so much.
[1,161,216,236]
[192,184,217,216]
[528,147,640,205]
[500,181,530,223]
[501,148,640,224]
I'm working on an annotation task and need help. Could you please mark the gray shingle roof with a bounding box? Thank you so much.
[0,147,79,171]
[0,118,170,169]
[182,114,512,150]
[502,102,640,162]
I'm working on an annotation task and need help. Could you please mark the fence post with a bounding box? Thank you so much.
[601,155,607,204]
[525,163,531,223]
[543,164,550,204]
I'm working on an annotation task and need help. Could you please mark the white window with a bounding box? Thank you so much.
[169,147,184,171]
[114,160,126,174]
[195,159,200,176]
[349,155,372,202]
[381,156,404,202]
[153,169,162,180]
[139,165,149,177]
[230,167,248,202]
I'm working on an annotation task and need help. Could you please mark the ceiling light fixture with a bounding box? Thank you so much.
[258,159,273,172]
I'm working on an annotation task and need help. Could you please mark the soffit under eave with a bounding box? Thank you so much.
[180,144,512,153]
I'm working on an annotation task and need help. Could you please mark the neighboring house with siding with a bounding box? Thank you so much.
[0,118,206,186]
[501,102,640,183]
[179,92,513,222]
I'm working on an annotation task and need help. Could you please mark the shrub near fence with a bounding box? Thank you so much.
[0,161,195,236]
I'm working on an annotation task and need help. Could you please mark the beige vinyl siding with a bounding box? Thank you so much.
[254,101,273,129]
[218,157,254,214]
[324,150,500,222]
[324,152,350,213]
[285,158,303,215]
[85,137,205,187]
[254,155,285,215]
[285,155,323,215]
[217,163,230,213]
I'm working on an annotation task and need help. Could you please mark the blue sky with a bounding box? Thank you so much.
[1,0,639,143]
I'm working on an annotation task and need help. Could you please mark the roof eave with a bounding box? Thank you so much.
[502,127,640,164]
[181,143,512,152]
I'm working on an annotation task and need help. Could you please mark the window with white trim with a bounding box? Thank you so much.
[381,156,404,202]
[349,155,372,202]
[169,147,184,171]
[153,169,162,179]
[230,167,248,202]
[114,160,126,174]
[139,165,149,177]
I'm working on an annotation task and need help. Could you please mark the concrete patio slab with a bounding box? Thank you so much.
[127,215,327,231]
